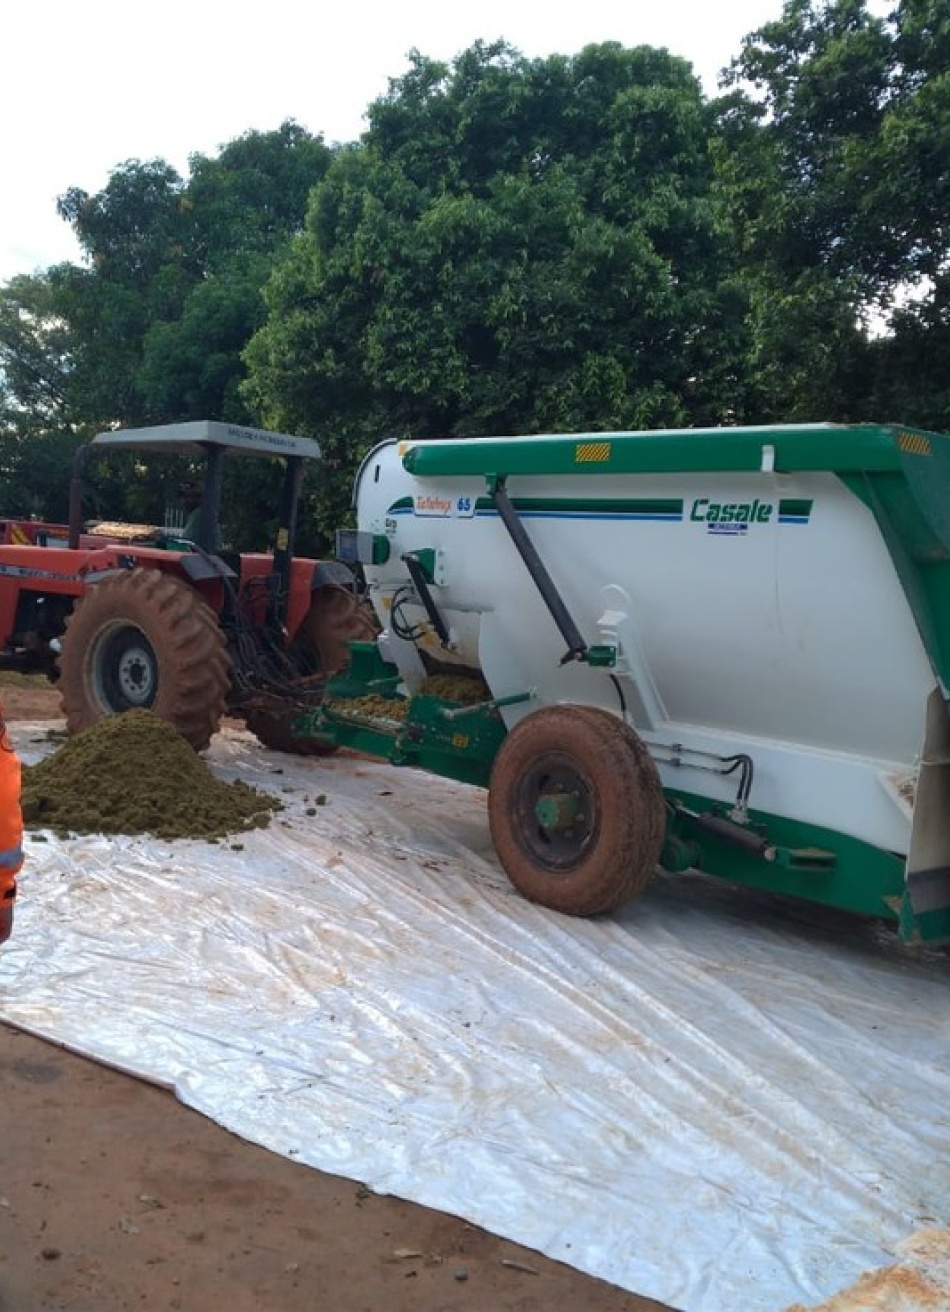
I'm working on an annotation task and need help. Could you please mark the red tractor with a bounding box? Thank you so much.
[0,421,376,751]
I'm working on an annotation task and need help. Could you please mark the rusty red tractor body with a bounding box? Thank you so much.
[0,421,374,751]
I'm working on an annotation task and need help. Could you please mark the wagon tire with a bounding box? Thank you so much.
[59,567,230,751]
[488,705,665,916]
[246,585,378,757]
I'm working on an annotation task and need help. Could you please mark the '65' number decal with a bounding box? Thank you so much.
[412,493,476,518]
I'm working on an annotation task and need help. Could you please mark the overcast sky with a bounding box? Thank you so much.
[2,0,793,282]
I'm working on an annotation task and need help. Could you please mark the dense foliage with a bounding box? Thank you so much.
[1,1,947,544]
[717,0,950,421]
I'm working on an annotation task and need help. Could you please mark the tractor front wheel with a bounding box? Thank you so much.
[488,705,666,916]
[59,568,230,751]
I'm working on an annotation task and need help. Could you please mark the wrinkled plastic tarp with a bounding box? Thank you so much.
[1,724,948,1312]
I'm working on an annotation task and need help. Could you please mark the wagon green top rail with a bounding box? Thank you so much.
[400,422,941,478]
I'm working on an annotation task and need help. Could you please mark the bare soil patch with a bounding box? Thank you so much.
[0,673,63,721]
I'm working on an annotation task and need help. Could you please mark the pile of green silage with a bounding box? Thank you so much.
[22,710,282,841]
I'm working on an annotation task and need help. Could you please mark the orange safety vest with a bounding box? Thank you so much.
[0,697,22,944]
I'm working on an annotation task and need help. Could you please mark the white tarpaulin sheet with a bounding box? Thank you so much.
[1,723,948,1312]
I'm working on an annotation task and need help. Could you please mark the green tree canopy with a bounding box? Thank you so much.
[0,271,75,428]
[136,123,333,428]
[245,41,751,537]
[3,13,950,536]
[46,124,333,435]
[0,270,85,519]
[0,124,332,539]
[715,0,950,421]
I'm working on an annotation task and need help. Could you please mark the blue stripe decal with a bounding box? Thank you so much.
[391,506,683,520]
[391,504,812,525]
[477,510,682,522]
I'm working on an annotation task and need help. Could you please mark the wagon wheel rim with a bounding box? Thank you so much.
[512,750,599,875]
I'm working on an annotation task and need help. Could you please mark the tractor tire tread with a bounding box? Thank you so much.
[59,567,230,751]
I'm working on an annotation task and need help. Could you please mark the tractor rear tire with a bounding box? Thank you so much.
[488,705,666,916]
[245,689,336,757]
[59,568,230,752]
[245,585,379,756]
[294,584,380,676]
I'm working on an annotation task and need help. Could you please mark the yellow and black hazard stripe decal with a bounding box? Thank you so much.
[898,431,932,457]
[574,441,612,464]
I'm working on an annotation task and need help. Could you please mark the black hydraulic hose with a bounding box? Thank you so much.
[390,586,426,642]
[610,673,627,716]
[490,478,587,663]
[401,553,451,646]
[720,753,755,807]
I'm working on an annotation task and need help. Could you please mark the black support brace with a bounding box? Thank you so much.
[489,477,588,664]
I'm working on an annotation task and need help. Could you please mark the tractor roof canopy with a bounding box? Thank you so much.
[91,421,321,461]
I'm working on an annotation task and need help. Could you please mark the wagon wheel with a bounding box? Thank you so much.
[488,705,666,916]
[59,567,230,752]
[245,585,379,756]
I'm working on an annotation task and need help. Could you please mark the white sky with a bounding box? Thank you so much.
[0,0,798,282]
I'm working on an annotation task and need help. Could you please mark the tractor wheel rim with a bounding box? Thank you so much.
[91,622,159,712]
[116,643,155,703]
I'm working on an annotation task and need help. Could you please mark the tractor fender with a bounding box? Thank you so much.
[310,560,357,591]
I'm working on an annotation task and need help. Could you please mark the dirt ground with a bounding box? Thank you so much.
[0,679,673,1312]
[0,677,63,722]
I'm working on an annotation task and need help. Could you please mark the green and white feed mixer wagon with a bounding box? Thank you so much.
[311,422,950,944]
